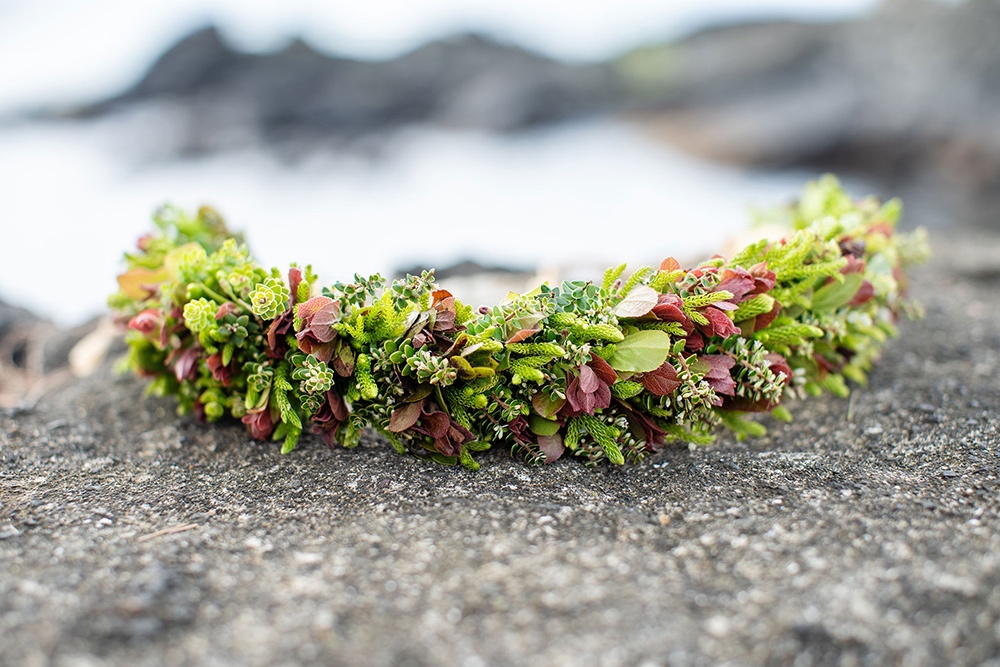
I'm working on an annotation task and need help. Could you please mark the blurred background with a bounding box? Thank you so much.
[1,0,997,332]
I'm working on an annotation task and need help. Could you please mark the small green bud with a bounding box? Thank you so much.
[291,356,335,394]
[249,277,290,320]
[183,298,217,332]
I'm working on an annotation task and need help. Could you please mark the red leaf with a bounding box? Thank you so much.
[171,346,199,382]
[288,267,303,304]
[537,434,565,463]
[432,289,454,309]
[714,267,755,303]
[639,362,681,396]
[588,353,618,385]
[702,354,735,378]
[325,390,350,422]
[206,352,233,387]
[242,407,274,440]
[651,293,692,332]
[127,308,162,335]
[754,301,783,332]
[577,364,599,393]
[685,331,704,351]
[748,261,776,295]
[659,257,681,272]
[848,280,875,307]
[420,410,451,439]
[297,296,341,344]
[433,436,460,457]
[701,354,736,397]
[506,328,538,344]
[700,307,740,339]
[841,255,866,275]
[432,309,456,332]
[387,401,422,432]
[297,295,333,320]
[215,302,240,320]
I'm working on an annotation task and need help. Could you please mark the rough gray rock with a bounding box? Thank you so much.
[2,230,999,665]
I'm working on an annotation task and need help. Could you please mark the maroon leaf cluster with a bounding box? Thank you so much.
[387,398,474,457]
[562,354,617,417]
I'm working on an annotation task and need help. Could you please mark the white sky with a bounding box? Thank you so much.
[0,0,880,113]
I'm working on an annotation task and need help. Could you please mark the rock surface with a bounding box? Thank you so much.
[2,230,999,665]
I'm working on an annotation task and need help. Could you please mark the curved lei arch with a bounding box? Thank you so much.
[110,175,929,470]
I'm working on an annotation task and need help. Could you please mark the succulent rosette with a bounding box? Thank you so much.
[109,176,929,471]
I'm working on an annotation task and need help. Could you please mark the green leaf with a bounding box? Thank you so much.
[689,359,710,376]
[532,392,565,419]
[528,414,561,436]
[606,330,672,373]
[280,427,301,454]
[811,273,862,313]
[613,285,658,318]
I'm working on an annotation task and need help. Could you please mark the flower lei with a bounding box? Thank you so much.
[109,176,929,470]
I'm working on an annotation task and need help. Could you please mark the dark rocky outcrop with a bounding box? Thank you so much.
[0,300,114,408]
[74,27,623,154]
[626,0,1000,227]
[53,0,1000,226]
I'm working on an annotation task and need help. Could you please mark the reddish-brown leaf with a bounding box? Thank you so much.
[537,434,565,463]
[588,353,618,385]
[387,401,422,432]
[639,362,681,396]
[659,257,681,272]
[420,410,451,439]
[506,328,538,344]
[578,364,599,393]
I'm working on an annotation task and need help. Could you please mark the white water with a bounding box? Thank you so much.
[0,118,840,325]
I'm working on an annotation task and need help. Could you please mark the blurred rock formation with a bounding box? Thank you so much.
[60,0,1000,227]
[626,0,1000,227]
[73,28,624,155]
[0,300,116,409]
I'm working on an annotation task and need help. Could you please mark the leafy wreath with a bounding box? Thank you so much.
[109,176,929,470]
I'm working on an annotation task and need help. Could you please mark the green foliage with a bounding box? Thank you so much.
[578,414,625,465]
[111,175,928,471]
[718,411,767,441]
[606,330,672,373]
[732,294,775,322]
[290,354,335,395]
[183,298,217,332]
[249,278,289,320]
